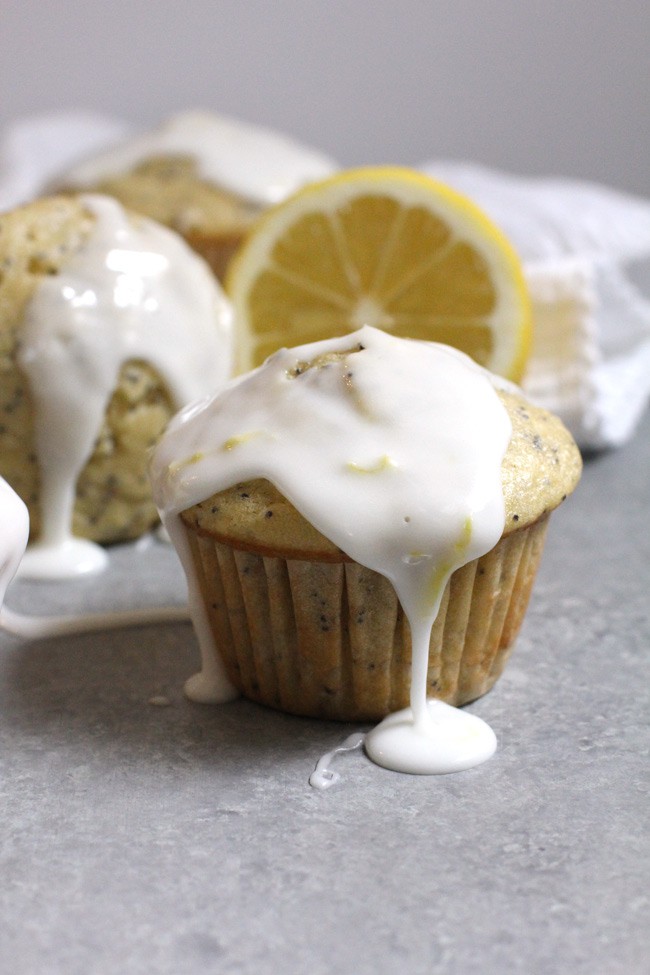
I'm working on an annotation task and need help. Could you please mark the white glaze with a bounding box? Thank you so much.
[309,733,366,790]
[17,194,233,580]
[0,602,189,639]
[364,700,496,774]
[0,476,190,637]
[150,326,511,776]
[59,110,337,207]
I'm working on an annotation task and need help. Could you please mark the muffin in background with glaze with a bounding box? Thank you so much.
[150,327,581,722]
[51,110,337,281]
[0,193,232,575]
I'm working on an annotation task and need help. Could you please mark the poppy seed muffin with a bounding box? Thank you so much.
[151,329,581,721]
[0,193,232,562]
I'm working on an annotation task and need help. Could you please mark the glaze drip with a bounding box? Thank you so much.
[150,327,511,776]
[17,194,233,579]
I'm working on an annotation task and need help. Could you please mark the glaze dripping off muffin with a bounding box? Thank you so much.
[150,328,581,770]
[0,193,232,577]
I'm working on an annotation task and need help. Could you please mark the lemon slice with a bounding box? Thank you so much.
[226,166,531,380]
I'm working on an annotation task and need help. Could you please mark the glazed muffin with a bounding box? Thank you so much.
[52,110,337,281]
[151,327,581,721]
[0,193,232,561]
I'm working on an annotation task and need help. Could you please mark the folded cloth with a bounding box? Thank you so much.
[1,115,648,449]
[421,161,650,449]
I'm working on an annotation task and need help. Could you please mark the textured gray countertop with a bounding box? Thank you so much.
[1,410,648,975]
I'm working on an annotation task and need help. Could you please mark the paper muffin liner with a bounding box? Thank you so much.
[183,515,550,721]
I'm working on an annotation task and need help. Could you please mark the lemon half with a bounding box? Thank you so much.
[226,166,531,380]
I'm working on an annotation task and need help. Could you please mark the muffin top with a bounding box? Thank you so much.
[151,327,582,567]
[178,386,581,561]
[0,194,96,328]
[0,194,234,444]
[0,193,233,379]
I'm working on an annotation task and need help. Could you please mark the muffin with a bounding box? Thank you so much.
[52,110,337,281]
[150,326,581,721]
[0,193,232,575]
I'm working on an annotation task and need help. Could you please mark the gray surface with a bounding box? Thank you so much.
[1,413,649,975]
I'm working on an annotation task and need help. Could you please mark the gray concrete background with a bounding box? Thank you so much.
[2,0,649,195]
[1,4,649,970]
[0,409,648,974]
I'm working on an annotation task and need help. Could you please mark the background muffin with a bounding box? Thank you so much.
[53,110,337,281]
[0,193,232,552]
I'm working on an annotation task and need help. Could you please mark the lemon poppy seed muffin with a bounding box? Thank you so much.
[53,110,337,281]
[0,193,232,570]
[151,329,581,722]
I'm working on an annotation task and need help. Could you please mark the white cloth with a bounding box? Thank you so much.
[421,162,650,449]
[1,114,648,449]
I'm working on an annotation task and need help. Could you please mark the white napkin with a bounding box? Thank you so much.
[2,114,648,449]
[421,162,650,449]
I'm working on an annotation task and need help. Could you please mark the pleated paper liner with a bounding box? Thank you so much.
[183,514,550,721]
